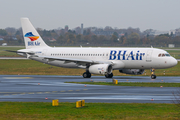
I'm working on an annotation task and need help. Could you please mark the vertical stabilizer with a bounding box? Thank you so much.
[21,18,49,49]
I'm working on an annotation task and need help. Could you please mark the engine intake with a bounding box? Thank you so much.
[89,64,112,75]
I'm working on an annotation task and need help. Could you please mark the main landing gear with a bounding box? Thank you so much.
[151,69,156,79]
[83,71,91,78]
[105,73,113,78]
[82,71,113,78]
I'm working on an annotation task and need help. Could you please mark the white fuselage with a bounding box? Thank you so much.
[18,47,177,70]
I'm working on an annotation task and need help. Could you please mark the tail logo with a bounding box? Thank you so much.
[25,32,39,41]
[25,32,40,46]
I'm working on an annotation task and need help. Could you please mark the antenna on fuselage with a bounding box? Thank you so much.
[151,46,153,48]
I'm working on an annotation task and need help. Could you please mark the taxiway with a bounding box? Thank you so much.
[0,75,179,103]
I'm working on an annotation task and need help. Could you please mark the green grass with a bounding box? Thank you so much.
[66,82,180,87]
[0,46,24,57]
[166,50,180,59]
[0,59,85,75]
[0,102,179,120]
[0,60,180,76]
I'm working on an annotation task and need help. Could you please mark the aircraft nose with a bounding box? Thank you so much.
[170,58,178,67]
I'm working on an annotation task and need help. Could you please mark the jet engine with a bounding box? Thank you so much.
[119,69,145,75]
[89,64,112,75]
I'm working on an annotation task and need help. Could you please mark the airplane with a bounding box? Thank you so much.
[14,18,178,79]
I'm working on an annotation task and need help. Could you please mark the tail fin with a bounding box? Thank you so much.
[21,18,49,49]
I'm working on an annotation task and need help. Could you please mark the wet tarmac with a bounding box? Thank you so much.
[0,75,179,103]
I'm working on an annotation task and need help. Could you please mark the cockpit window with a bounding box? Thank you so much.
[158,53,170,57]
[165,54,170,56]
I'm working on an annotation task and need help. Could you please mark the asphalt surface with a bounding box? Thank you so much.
[0,75,179,103]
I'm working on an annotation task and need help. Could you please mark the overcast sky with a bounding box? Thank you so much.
[0,0,180,31]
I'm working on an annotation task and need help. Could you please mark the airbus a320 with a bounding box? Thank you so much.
[14,18,177,79]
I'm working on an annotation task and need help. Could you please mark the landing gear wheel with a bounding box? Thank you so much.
[150,69,156,79]
[88,73,91,78]
[83,72,91,78]
[105,73,113,78]
[151,75,156,79]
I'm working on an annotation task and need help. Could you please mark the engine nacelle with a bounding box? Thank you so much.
[119,69,145,75]
[89,64,112,75]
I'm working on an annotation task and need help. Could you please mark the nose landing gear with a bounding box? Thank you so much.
[151,69,156,79]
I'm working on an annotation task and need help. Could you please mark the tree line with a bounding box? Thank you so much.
[0,27,180,47]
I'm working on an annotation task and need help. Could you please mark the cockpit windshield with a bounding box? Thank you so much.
[165,54,171,56]
[158,53,171,57]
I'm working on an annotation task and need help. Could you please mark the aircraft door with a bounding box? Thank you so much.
[42,49,47,56]
[146,50,153,62]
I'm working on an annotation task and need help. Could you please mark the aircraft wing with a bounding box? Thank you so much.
[39,56,112,65]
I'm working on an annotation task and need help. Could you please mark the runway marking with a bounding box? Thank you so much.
[0,92,19,93]
[58,98,173,100]
[53,93,173,96]
[3,77,32,79]
[0,91,173,96]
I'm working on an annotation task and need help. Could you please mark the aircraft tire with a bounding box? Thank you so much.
[83,72,88,78]
[151,75,156,79]
[88,73,91,78]
[105,73,113,78]
[83,72,91,78]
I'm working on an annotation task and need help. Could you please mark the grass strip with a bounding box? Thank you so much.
[0,102,179,120]
[66,82,180,87]
[0,46,24,57]
[0,59,180,76]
